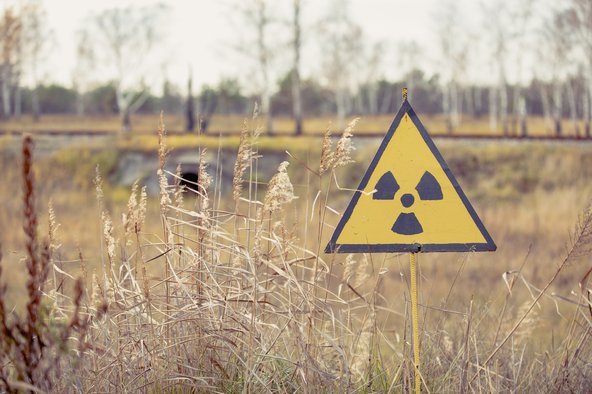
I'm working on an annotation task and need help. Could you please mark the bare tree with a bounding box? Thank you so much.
[0,8,21,118]
[254,0,273,134]
[566,76,580,135]
[509,0,537,136]
[186,67,195,132]
[570,0,592,137]
[396,40,422,105]
[72,30,95,116]
[231,0,277,135]
[368,43,384,115]
[319,0,363,128]
[292,0,303,135]
[81,4,169,132]
[20,0,51,122]
[538,9,573,136]
[435,0,469,133]
[481,0,514,135]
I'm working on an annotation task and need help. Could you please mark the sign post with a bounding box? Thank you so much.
[325,88,496,393]
[409,251,421,393]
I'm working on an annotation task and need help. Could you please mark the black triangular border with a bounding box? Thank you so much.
[325,100,497,253]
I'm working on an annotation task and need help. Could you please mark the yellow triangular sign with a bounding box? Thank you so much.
[326,100,496,253]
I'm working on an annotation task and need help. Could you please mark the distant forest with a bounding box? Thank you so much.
[1,0,591,136]
[12,71,589,132]
[12,72,585,121]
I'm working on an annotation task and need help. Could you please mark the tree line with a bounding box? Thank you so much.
[0,0,591,136]
[9,73,585,134]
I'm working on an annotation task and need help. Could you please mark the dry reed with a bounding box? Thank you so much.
[0,136,92,392]
[0,123,591,393]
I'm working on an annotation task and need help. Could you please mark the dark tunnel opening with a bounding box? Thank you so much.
[179,172,199,192]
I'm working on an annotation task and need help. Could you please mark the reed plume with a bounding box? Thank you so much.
[233,120,253,203]
[157,112,171,213]
[262,161,296,214]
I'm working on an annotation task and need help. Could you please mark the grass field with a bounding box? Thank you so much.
[0,115,591,392]
[0,112,589,138]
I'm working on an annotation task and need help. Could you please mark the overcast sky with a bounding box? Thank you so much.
[13,0,547,92]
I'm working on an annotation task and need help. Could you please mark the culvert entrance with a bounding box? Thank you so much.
[179,172,199,192]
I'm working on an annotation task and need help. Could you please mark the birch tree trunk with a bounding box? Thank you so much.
[465,87,475,118]
[553,83,562,136]
[31,85,39,122]
[567,81,579,136]
[519,95,528,137]
[443,84,453,134]
[336,87,347,129]
[291,0,303,135]
[539,84,553,133]
[511,86,520,136]
[14,83,20,117]
[379,87,393,115]
[585,81,592,138]
[489,86,498,133]
[452,83,461,128]
[500,82,509,135]
[367,83,378,115]
[75,91,84,116]
[186,71,195,133]
[1,66,11,117]
[254,0,273,135]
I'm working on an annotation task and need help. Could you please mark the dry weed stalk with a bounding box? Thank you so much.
[48,200,63,304]
[198,149,212,208]
[156,113,173,345]
[332,117,358,169]
[233,120,254,204]
[0,136,91,392]
[471,200,592,386]
[123,181,148,297]
[101,211,116,275]
[157,114,172,214]
[3,123,592,393]
[173,164,184,210]
[123,180,147,239]
[47,200,60,252]
[196,150,212,238]
[319,118,358,175]
[93,165,104,206]
[262,161,296,214]
[319,125,333,175]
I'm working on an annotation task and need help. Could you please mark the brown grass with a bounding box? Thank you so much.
[0,113,588,137]
[0,136,98,391]
[0,119,591,392]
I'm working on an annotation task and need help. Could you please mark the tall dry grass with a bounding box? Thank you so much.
[0,120,591,392]
[0,136,98,392]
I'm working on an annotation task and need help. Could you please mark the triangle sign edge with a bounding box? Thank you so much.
[325,101,411,253]
[325,101,497,253]
[326,243,496,253]
[405,105,497,252]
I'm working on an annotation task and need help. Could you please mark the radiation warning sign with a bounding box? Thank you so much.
[325,99,496,253]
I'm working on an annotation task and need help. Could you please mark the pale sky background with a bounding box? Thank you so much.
[8,0,549,93]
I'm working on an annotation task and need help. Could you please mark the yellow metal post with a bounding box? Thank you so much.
[410,252,421,393]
